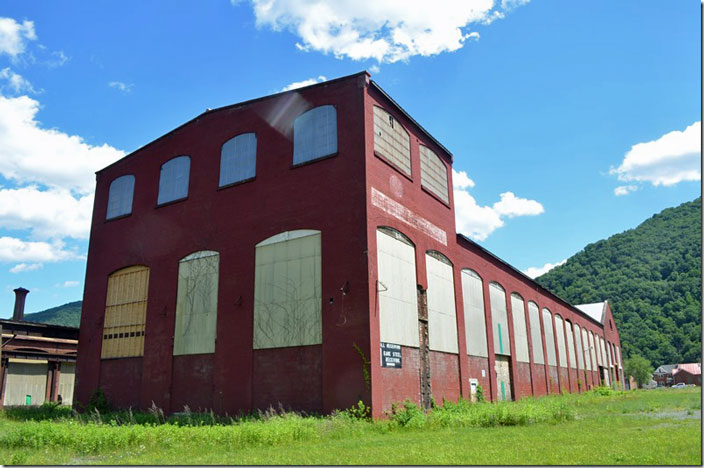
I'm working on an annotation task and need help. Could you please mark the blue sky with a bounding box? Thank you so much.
[0,0,700,316]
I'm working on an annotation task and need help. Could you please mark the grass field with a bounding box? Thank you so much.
[1,387,700,465]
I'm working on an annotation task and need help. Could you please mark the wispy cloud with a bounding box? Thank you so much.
[280,75,327,92]
[108,81,134,93]
[247,0,529,63]
[522,258,567,279]
[610,121,701,189]
[0,67,38,94]
[613,185,637,196]
[453,169,544,241]
[9,262,43,273]
[0,17,36,58]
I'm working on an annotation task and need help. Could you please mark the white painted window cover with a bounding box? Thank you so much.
[461,268,488,358]
[574,324,584,370]
[373,106,411,176]
[220,133,257,187]
[106,174,135,219]
[542,308,557,366]
[554,314,568,368]
[376,227,419,348]
[582,328,592,371]
[528,301,544,364]
[158,155,190,205]
[426,252,458,354]
[293,105,338,165]
[565,320,577,369]
[510,293,530,363]
[419,145,449,203]
[489,282,511,356]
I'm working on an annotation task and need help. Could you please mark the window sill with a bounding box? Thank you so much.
[105,212,132,223]
[291,152,338,169]
[217,176,256,191]
[155,196,188,209]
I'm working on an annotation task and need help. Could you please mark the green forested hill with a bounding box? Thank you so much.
[537,198,701,366]
[22,301,82,328]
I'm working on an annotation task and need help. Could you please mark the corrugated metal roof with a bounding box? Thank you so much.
[673,363,702,375]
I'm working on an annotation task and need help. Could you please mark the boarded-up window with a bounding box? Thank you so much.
[542,308,557,366]
[2,359,47,406]
[426,251,458,353]
[565,321,577,369]
[102,265,149,359]
[554,315,567,368]
[528,301,544,364]
[293,105,337,165]
[174,251,219,355]
[58,363,75,405]
[220,133,257,187]
[582,328,592,371]
[489,283,510,356]
[616,345,621,368]
[158,155,190,205]
[589,331,598,367]
[574,324,584,370]
[510,293,530,363]
[376,227,418,347]
[607,342,613,368]
[461,269,487,357]
[254,231,322,349]
[419,145,449,203]
[600,337,607,367]
[106,175,135,219]
[373,106,411,176]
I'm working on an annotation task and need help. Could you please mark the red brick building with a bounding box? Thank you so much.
[75,72,624,417]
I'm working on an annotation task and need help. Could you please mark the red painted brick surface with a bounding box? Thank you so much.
[171,354,214,412]
[379,346,420,412]
[532,364,548,396]
[514,362,532,399]
[466,355,491,400]
[98,358,142,409]
[429,351,460,403]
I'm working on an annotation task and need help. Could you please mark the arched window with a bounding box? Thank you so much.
[158,155,190,205]
[425,251,457,353]
[528,302,544,364]
[589,331,599,368]
[461,269,488,357]
[554,314,567,368]
[376,227,418,347]
[582,327,592,371]
[220,133,257,187]
[102,265,149,359]
[373,106,411,176]
[510,293,529,363]
[419,145,449,203]
[542,308,557,366]
[565,320,577,369]
[293,105,337,165]
[574,323,585,370]
[106,174,135,219]
[254,230,322,349]
[489,282,510,356]
[174,250,219,355]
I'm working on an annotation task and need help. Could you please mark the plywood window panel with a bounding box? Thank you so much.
[528,301,544,364]
[102,265,149,359]
[425,252,458,353]
[220,133,257,187]
[293,105,337,165]
[489,283,510,356]
[3,359,48,406]
[461,269,488,357]
[174,251,219,355]
[510,293,530,363]
[574,324,584,370]
[158,155,190,205]
[254,231,322,349]
[419,145,449,203]
[554,315,567,368]
[542,308,557,366]
[376,228,418,347]
[582,328,592,371]
[373,106,411,177]
[106,174,135,219]
[58,363,75,405]
[565,321,577,369]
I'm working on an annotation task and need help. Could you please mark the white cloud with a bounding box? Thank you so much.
[610,121,701,187]
[0,237,79,263]
[613,185,637,196]
[453,169,544,241]
[249,0,528,63]
[280,75,327,92]
[9,262,43,273]
[0,17,36,57]
[0,68,38,94]
[523,258,567,279]
[108,81,133,93]
[492,191,544,218]
[369,65,380,74]
[62,280,79,288]
[0,94,125,195]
